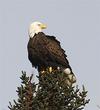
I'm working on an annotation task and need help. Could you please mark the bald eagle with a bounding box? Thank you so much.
[27,21,76,83]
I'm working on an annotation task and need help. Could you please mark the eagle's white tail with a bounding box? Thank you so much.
[63,68,76,84]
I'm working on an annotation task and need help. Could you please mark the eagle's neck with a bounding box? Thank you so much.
[29,29,42,38]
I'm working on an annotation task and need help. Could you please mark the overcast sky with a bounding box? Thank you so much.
[0,0,100,110]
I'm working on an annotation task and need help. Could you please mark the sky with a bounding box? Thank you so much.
[0,0,100,109]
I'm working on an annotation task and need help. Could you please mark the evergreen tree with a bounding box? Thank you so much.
[8,71,90,110]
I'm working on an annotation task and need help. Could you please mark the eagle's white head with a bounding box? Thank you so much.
[29,21,47,38]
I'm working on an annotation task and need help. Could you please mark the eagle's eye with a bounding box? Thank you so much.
[38,24,41,26]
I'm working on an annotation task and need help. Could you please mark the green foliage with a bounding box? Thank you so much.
[8,71,36,110]
[8,71,90,110]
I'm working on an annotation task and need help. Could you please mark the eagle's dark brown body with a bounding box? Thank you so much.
[27,32,72,72]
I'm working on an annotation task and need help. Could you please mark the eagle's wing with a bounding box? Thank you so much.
[46,35,69,67]
[36,32,70,68]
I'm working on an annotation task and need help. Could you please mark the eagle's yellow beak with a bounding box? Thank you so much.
[40,24,47,29]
